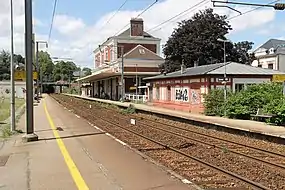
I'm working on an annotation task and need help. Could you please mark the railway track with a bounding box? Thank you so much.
[51,94,285,189]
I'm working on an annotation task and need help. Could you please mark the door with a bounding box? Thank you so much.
[167,86,171,101]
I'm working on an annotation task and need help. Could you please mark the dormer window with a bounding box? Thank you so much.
[269,48,275,54]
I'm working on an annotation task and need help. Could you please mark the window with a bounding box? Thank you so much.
[235,84,244,92]
[268,64,274,69]
[139,49,145,54]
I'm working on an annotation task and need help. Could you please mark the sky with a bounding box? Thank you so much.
[0,0,285,68]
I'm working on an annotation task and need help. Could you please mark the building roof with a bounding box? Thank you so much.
[144,62,285,80]
[254,39,285,55]
[257,39,285,50]
[124,45,163,60]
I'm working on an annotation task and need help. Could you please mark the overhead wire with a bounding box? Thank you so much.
[113,0,159,37]
[227,0,280,20]
[98,0,130,31]
[48,0,59,45]
[146,0,209,33]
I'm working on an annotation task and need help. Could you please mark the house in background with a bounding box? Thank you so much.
[252,39,285,71]
[78,18,164,101]
[144,62,285,114]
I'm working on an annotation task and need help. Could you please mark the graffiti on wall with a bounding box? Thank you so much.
[191,89,200,104]
[175,87,189,102]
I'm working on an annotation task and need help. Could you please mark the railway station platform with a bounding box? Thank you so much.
[0,95,194,190]
[65,94,285,141]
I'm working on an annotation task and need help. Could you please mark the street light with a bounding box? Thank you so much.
[217,38,231,101]
[36,41,48,96]
[10,0,15,132]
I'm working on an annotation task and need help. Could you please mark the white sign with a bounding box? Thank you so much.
[175,87,189,102]
[130,119,136,125]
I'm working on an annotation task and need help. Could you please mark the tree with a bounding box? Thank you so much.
[0,50,25,80]
[82,67,92,76]
[161,8,254,73]
[38,51,54,82]
[52,61,78,82]
[232,41,255,65]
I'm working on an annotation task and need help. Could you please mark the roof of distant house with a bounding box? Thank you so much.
[257,39,285,50]
[254,39,285,56]
[144,62,285,80]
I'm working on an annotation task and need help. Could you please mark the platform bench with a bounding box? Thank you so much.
[250,108,276,122]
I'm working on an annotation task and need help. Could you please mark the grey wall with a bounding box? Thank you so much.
[278,54,285,72]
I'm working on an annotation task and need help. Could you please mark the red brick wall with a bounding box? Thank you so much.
[95,53,100,68]
[117,43,157,57]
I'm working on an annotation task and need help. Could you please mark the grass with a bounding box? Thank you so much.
[0,98,25,122]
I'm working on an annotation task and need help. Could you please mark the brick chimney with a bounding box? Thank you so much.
[130,18,144,37]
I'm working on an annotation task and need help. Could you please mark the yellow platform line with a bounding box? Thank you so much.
[43,99,89,190]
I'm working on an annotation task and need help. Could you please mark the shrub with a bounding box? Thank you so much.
[204,89,225,116]
[225,83,282,119]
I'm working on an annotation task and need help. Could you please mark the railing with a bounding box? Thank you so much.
[125,94,148,103]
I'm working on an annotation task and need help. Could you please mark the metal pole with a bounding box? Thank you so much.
[120,46,124,102]
[10,0,15,132]
[78,66,81,95]
[36,42,39,98]
[23,0,37,141]
[223,41,227,101]
[135,64,138,103]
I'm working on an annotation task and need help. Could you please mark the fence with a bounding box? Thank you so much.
[125,94,147,103]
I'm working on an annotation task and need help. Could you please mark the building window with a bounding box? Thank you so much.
[268,64,273,69]
[235,84,244,92]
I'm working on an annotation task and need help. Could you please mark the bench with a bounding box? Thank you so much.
[250,108,276,122]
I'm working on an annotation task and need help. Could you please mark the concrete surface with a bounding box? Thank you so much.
[0,95,194,190]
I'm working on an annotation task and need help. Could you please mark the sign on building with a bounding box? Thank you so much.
[175,87,189,102]
[272,74,285,82]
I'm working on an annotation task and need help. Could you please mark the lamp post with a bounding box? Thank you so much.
[10,0,15,132]
[36,41,48,96]
[217,38,231,101]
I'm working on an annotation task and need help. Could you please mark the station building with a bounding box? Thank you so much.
[144,62,285,114]
[78,18,164,101]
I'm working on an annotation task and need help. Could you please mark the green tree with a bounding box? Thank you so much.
[161,8,254,73]
[0,50,25,81]
[82,67,92,76]
[38,51,54,82]
[53,61,77,82]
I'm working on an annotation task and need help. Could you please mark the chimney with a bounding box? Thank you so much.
[130,18,144,37]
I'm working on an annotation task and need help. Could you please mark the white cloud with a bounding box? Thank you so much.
[0,0,278,68]
[54,15,86,35]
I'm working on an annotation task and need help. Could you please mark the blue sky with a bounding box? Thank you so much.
[0,0,284,67]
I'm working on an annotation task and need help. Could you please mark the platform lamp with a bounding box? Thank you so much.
[217,38,231,116]
[36,41,48,96]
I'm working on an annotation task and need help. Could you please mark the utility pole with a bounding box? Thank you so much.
[135,64,138,103]
[120,46,124,102]
[22,0,38,142]
[10,0,15,132]
[35,42,39,98]
[36,41,48,96]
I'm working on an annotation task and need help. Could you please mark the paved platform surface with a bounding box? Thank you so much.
[66,94,285,139]
[0,95,194,190]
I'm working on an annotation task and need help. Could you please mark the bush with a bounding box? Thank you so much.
[225,83,282,119]
[204,82,284,123]
[204,89,225,116]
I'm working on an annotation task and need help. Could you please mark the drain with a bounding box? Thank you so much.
[56,127,64,131]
